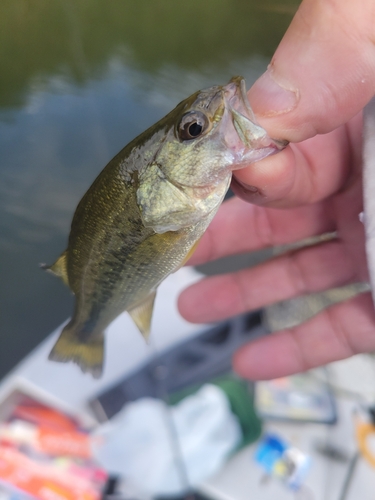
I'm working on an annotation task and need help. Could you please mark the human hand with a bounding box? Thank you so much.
[178,0,375,380]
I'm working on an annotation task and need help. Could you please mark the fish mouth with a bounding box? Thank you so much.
[223,76,288,163]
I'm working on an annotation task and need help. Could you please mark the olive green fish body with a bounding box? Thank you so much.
[46,77,286,377]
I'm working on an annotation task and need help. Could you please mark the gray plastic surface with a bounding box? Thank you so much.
[90,311,266,421]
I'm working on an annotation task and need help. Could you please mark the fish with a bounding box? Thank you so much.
[43,76,287,378]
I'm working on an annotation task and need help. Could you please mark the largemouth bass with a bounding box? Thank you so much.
[44,77,286,378]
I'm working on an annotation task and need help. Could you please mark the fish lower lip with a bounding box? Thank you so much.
[225,79,289,152]
[224,76,256,122]
[230,107,271,149]
[238,78,257,122]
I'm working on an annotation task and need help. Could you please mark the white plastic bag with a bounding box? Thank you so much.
[93,384,241,497]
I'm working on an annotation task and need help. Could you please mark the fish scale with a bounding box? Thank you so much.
[44,76,286,377]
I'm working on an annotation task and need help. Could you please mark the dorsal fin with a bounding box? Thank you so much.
[127,291,157,341]
[41,250,69,287]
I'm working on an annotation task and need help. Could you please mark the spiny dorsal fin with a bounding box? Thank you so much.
[41,250,69,287]
[127,291,156,341]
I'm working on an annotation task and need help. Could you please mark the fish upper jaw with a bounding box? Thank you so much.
[222,77,288,167]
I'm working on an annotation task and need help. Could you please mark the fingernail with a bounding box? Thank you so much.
[230,177,263,203]
[249,68,299,117]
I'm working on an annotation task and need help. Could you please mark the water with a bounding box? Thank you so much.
[0,0,297,378]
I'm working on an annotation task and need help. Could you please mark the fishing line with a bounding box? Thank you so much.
[337,453,360,500]
[147,336,194,499]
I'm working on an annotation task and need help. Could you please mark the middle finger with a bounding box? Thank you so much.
[179,238,357,323]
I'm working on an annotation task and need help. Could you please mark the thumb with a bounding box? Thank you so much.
[248,0,375,142]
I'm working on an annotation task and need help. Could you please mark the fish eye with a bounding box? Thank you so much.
[177,111,209,141]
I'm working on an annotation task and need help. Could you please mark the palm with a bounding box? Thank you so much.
[178,116,375,380]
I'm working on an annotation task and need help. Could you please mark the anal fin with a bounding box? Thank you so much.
[127,291,156,341]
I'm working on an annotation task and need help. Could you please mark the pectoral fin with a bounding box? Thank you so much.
[41,250,69,287]
[137,163,197,233]
[127,291,157,341]
[179,239,201,268]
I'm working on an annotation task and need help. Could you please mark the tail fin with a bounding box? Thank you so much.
[48,325,104,379]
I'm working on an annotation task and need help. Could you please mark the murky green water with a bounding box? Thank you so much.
[0,0,297,378]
